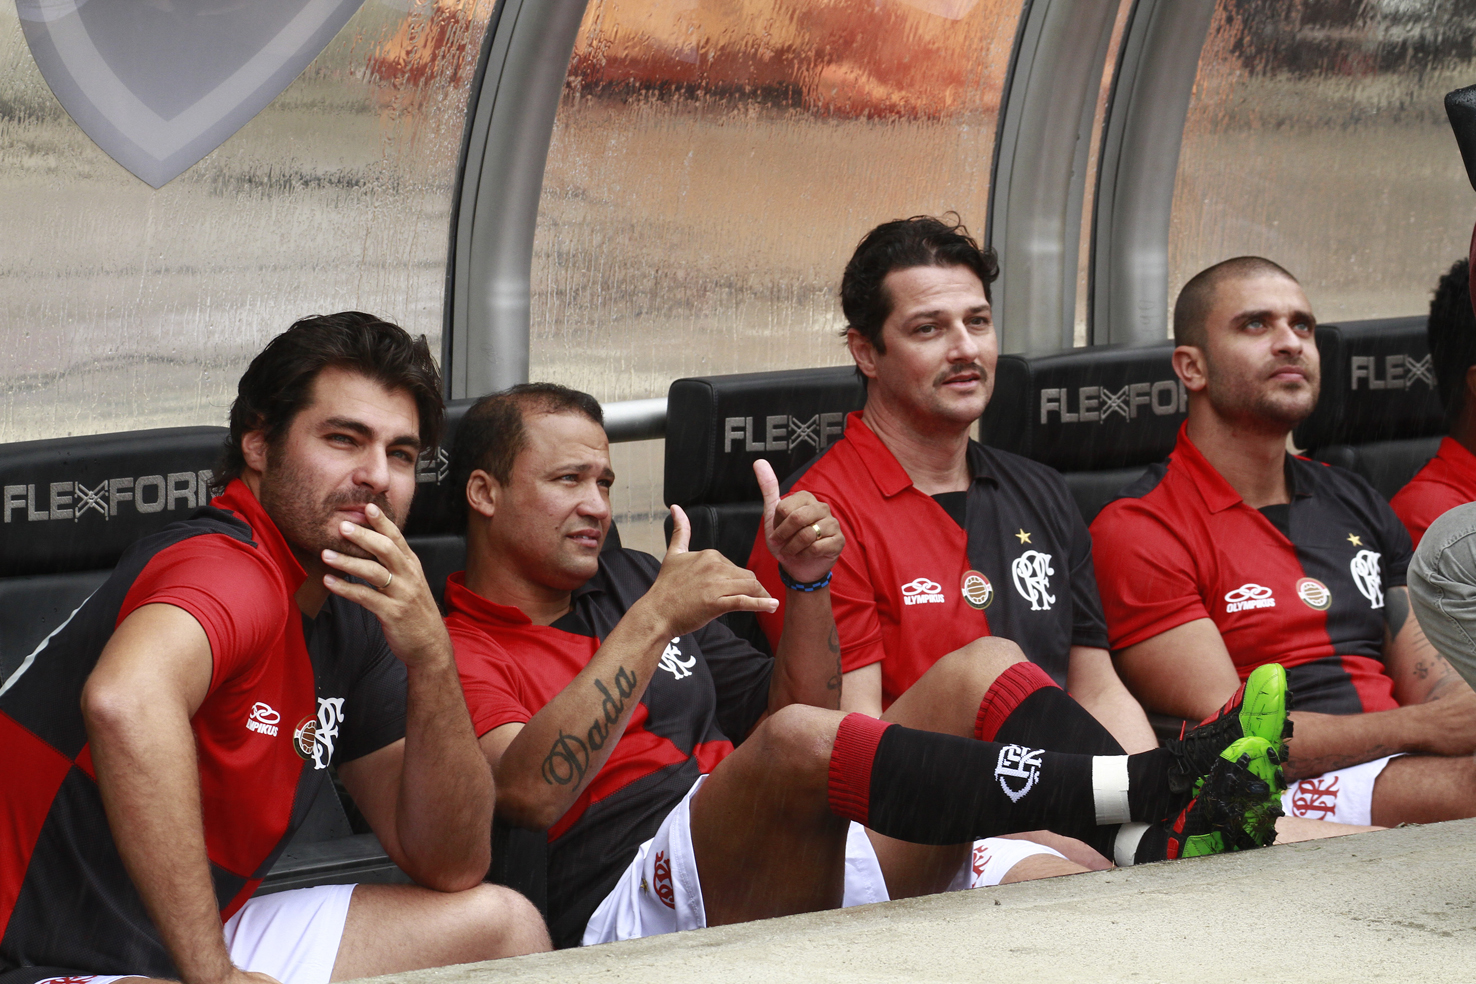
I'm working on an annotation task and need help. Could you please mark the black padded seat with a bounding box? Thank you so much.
[1063,466,1153,527]
[1312,436,1443,502]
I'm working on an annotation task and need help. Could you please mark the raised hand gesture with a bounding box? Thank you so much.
[639,504,779,639]
[755,459,843,585]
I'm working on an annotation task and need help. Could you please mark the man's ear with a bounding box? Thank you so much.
[847,328,880,380]
[241,429,270,473]
[466,469,500,520]
[1173,345,1209,393]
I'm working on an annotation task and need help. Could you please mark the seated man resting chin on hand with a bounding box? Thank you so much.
[445,383,1291,949]
[1092,257,1476,830]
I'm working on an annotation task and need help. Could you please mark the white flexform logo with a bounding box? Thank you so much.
[1350,550,1384,609]
[1224,584,1276,614]
[994,744,1043,802]
[246,701,280,737]
[901,578,945,605]
[658,638,696,680]
[1011,551,1056,611]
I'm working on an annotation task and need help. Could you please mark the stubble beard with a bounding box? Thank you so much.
[927,361,991,425]
[1205,356,1319,434]
[258,447,398,561]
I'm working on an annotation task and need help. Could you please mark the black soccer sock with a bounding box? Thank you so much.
[976,661,1126,755]
[827,713,1172,860]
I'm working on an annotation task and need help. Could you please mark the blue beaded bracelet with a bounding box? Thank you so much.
[778,566,832,592]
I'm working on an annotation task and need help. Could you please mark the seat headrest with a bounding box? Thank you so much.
[405,397,477,538]
[664,367,867,506]
[0,426,227,577]
[1310,317,1441,445]
[980,345,1188,470]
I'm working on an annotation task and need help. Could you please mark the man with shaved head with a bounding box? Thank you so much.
[1092,257,1476,827]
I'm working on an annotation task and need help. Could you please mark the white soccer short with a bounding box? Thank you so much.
[581,776,1067,944]
[37,883,355,984]
[1279,754,1400,826]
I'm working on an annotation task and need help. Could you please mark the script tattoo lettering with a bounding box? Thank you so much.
[541,666,641,786]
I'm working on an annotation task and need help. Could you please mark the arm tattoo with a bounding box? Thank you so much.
[826,626,842,691]
[541,666,640,786]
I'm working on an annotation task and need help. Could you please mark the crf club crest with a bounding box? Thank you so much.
[17,0,365,188]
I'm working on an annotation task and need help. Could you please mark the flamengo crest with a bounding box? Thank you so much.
[18,0,365,188]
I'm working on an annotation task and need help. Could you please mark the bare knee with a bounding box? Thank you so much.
[931,637,1026,693]
[746,704,845,791]
[469,883,551,958]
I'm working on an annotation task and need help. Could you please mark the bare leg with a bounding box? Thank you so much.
[690,704,853,926]
[330,882,549,980]
[1370,754,1476,826]
[998,854,1089,884]
[1273,816,1382,842]
[868,639,1093,897]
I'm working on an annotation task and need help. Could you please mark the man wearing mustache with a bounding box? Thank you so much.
[748,215,1158,888]
[1092,257,1476,827]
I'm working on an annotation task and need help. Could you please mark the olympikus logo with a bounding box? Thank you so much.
[1224,583,1276,613]
[246,701,280,737]
[1038,381,1187,424]
[723,414,848,453]
[901,577,945,605]
[1349,354,1432,391]
[3,470,213,524]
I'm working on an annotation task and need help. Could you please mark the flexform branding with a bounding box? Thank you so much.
[1038,379,1187,425]
[1349,353,1432,391]
[3,469,214,524]
[722,413,849,454]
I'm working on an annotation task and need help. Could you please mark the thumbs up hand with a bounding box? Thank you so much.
[755,459,843,586]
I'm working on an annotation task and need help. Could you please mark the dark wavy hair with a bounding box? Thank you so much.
[839,213,999,356]
[1429,257,1476,424]
[212,312,443,494]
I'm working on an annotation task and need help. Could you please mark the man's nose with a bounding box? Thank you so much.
[1271,321,1305,356]
[579,481,612,520]
[355,446,392,490]
[948,322,982,361]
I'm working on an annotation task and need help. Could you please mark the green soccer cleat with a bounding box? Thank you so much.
[1164,663,1292,796]
[1162,736,1286,860]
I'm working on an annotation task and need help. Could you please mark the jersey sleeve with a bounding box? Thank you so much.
[450,622,534,738]
[334,609,408,764]
[1372,494,1414,588]
[1064,499,1111,650]
[1089,499,1209,651]
[119,534,286,691]
[1389,477,1460,551]
[694,617,775,742]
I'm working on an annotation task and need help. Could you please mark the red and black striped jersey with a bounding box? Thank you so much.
[445,551,772,949]
[1390,437,1476,549]
[1091,426,1411,715]
[749,412,1108,710]
[0,481,406,980]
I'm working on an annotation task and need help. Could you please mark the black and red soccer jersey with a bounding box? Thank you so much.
[1390,436,1476,548]
[748,412,1107,709]
[445,551,773,949]
[1091,426,1411,715]
[1,481,406,979]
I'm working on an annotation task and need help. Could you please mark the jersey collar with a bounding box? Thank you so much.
[444,570,535,626]
[1171,423,1309,513]
[844,411,992,496]
[1437,435,1476,482]
[211,479,307,593]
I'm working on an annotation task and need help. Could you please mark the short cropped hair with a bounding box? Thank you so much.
[1429,257,1476,423]
[450,383,604,517]
[214,312,442,494]
[840,214,1000,354]
[1173,256,1299,349]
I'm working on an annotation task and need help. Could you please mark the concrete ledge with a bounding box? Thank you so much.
[362,820,1476,984]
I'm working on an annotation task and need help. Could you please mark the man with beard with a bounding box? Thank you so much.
[748,215,1156,884]
[0,314,549,984]
[1092,257,1476,827]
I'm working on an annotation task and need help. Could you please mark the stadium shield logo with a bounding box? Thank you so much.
[1297,577,1332,611]
[17,0,365,188]
[960,570,993,610]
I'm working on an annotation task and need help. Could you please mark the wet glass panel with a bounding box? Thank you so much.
[1170,0,1476,329]
[532,0,1022,549]
[0,1,493,442]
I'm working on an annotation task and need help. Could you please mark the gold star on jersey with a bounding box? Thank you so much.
[1347,533,1363,546]
[1015,529,1031,544]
